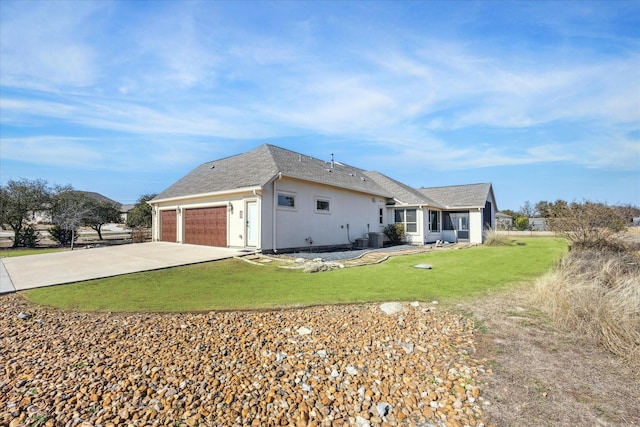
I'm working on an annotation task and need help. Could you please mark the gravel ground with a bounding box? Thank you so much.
[1,294,490,427]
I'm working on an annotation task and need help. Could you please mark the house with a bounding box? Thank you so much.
[119,204,136,224]
[528,217,549,231]
[495,211,514,230]
[149,144,497,252]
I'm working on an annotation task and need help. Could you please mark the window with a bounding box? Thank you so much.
[379,208,384,225]
[394,208,417,233]
[277,193,295,208]
[429,210,440,232]
[315,197,330,212]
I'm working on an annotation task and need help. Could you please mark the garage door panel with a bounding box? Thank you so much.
[160,210,177,242]
[184,207,227,247]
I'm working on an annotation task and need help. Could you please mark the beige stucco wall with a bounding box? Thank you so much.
[262,177,385,252]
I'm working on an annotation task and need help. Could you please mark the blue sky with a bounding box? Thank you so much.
[1,1,638,210]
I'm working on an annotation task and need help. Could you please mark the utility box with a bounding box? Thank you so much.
[368,232,384,248]
[355,238,369,249]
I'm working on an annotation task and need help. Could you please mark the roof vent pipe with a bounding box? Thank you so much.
[331,153,334,169]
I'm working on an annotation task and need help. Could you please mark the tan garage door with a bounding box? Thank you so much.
[184,207,227,247]
[160,210,177,242]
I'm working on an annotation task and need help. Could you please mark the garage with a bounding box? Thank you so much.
[184,206,227,247]
[160,210,177,242]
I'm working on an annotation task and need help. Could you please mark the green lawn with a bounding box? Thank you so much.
[23,237,567,312]
[0,248,66,257]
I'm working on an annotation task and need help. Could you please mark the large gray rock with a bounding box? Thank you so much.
[379,302,405,315]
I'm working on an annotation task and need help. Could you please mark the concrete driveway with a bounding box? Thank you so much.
[0,242,250,293]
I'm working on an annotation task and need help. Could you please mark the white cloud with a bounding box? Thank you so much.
[0,1,107,89]
[1,137,104,167]
[1,0,638,179]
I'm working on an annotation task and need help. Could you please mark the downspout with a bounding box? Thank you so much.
[272,172,282,253]
[253,189,261,251]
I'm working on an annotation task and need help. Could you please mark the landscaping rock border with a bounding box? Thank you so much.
[1,295,490,426]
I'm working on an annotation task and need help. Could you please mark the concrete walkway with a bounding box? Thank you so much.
[0,259,15,293]
[0,242,250,292]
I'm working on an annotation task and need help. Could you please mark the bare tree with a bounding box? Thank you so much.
[49,188,93,250]
[518,200,537,218]
[548,201,628,250]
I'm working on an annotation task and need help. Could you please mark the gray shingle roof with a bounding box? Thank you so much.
[153,144,392,201]
[362,171,443,207]
[417,183,492,209]
[153,144,494,210]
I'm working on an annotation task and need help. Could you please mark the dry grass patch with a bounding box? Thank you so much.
[454,286,640,426]
[534,245,640,367]
[483,229,515,246]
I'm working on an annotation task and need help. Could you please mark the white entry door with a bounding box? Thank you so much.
[246,201,258,247]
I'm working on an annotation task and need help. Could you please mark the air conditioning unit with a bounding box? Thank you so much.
[355,238,369,249]
[368,232,384,248]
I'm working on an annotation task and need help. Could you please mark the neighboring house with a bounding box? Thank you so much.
[529,217,549,231]
[120,204,136,223]
[495,212,514,230]
[149,144,497,252]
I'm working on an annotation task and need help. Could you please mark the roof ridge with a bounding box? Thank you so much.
[418,182,490,190]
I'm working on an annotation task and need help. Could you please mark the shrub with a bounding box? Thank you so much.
[548,201,628,250]
[514,216,529,231]
[131,227,151,243]
[48,225,78,247]
[483,229,513,246]
[16,224,41,247]
[534,246,640,367]
[383,223,405,245]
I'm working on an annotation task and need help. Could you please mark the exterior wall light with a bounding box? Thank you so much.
[228,202,234,214]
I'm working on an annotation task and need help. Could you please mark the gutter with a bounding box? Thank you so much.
[150,186,262,204]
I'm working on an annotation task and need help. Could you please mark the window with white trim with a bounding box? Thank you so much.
[315,197,330,213]
[394,208,417,233]
[277,193,296,208]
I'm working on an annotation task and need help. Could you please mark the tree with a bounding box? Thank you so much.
[0,178,51,247]
[537,199,568,218]
[126,193,157,228]
[547,200,628,250]
[499,209,519,219]
[518,200,537,218]
[49,188,92,250]
[614,204,640,225]
[82,197,121,240]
